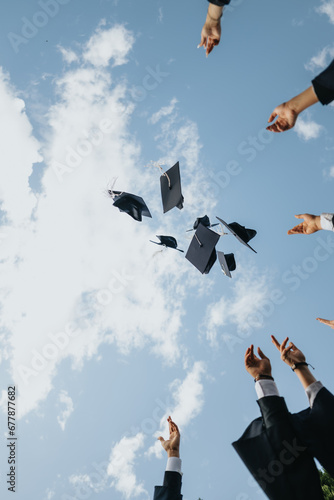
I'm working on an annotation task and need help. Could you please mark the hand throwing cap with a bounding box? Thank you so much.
[185,223,220,274]
[150,235,184,253]
[160,162,184,213]
[216,217,257,253]
[109,191,152,222]
[218,252,236,278]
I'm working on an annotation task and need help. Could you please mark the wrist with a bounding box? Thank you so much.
[167,450,180,458]
[291,362,314,372]
[315,215,322,231]
[254,374,274,382]
[207,4,223,22]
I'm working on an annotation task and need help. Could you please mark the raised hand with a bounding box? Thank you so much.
[271,335,305,368]
[316,318,334,330]
[266,102,298,133]
[245,345,271,378]
[288,214,322,235]
[157,416,180,458]
[199,19,221,57]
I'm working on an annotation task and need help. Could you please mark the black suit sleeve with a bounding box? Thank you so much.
[154,472,182,500]
[207,0,231,6]
[292,387,334,478]
[233,396,323,500]
[312,59,334,105]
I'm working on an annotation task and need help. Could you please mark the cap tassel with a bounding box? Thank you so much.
[194,233,203,247]
[145,161,171,189]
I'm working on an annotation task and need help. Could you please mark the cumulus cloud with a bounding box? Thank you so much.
[58,46,78,64]
[107,433,148,499]
[305,45,334,72]
[316,0,334,24]
[0,68,42,225]
[57,390,74,431]
[146,361,206,458]
[203,263,273,347]
[149,98,178,124]
[0,22,210,419]
[69,472,107,494]
[83,23,135,67]
[294,117,324,141]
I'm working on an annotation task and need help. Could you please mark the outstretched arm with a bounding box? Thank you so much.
[199,2,228,57]
[316,318,334,330]
[271,335,316,390]
[288,213,334,235]
[266,86,319,133]
[158,416,180,458]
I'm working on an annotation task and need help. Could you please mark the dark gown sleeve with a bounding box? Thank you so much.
[292,387,334,477]
[207,0,231,6]
[232,396,323,500]
[154,471,182,500]
[312,59,334,105]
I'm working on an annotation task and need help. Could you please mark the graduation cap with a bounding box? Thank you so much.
[160,162,184,213]
[150,235,184,253]
[185,223,220,274]
[108,190,152,222]
[216,217,257,253]
[186,215,219,232]
[218,252,236,278]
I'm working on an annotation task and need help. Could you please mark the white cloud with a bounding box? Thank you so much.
[316,0,334,24]
[57,390,74,431]
[203,263,273,346]
[0,22,209,419]
[158,7,163,23]
[83,23,135,67]
[149,98,178,124]
[325,166,334,177]
[44,489,55,500]
[0,67,42,225]
[69,472,107,493]
[146,361,206,458]
[58,46,78,64]
[305,45,334,72]
[294,117,323,141]
[107,433,148,499]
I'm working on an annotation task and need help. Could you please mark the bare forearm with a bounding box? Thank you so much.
[288,86,319,115]
[207,3,223,22]
[294,366,317,390]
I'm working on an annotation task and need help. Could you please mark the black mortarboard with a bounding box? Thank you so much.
[150,235,184,253]
[218,252,236,278]
[186,215,219,232]
[160,162,184,213]
[185,223,220,274]
[109,191,152,222]
[216,217,257,253]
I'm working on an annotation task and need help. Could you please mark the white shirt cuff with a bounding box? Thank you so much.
[320,213,334,231]
[305,381,323,408]
[255,379,280,399]
[166,457,182,475]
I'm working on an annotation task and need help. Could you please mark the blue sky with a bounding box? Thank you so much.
[0,0,334,499]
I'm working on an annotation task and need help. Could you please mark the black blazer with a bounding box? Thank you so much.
[154,471,182,500]
[232,394,324,500]
[208,0,231,6]
[312,59,334,105]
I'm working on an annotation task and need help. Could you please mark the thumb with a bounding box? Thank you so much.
[268,111,277,123]
[198,35,206,48]
[295,214,305,220]
[157,437,165,442]
[258,347,268,360]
